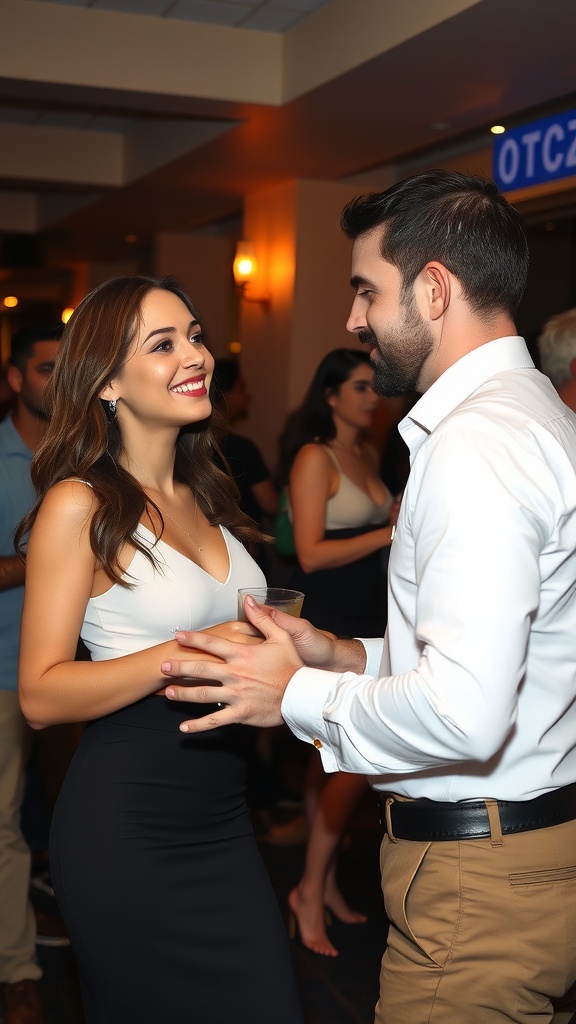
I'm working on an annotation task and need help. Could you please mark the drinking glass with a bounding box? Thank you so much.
[237,587,304,621]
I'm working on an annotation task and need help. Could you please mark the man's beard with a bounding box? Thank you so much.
[21,392,49,421]
[359,298,434,398]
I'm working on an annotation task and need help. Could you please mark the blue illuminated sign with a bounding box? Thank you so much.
[492,109,576,191]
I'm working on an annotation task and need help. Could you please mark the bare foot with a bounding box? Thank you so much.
[288,886,339,957]
[324,883,367,925]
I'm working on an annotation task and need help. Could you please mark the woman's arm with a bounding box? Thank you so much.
[18,481,226,728]
[289,445,392,573]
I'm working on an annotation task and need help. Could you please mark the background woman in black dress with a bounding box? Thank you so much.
[278,349,395,957]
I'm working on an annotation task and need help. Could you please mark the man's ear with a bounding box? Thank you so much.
[420,261,451,322]
[6,364,23,395]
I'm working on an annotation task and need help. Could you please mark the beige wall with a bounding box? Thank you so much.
[238,179,372,470]
[239,181,297,473]
[154,234,236,359]
[290,180,361,404]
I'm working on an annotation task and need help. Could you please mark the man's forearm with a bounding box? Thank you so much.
[287,621,369,675]
[325,636,367,674]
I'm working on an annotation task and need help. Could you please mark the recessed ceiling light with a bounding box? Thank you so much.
[125,234,137,243]
[3,295,18,308]
[490,125,506,135]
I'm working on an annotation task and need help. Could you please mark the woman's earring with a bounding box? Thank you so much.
[109,399,117,414]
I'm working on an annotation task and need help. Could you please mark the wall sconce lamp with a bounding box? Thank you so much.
[232,242,270,310]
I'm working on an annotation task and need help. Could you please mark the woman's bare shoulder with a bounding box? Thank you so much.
[37,478,98,528]
[293,443,332,468]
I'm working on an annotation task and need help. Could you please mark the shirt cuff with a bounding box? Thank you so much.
[359,637,384,677]
[281,666,342,772]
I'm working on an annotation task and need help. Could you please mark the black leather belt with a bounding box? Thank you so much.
[376,783,576,841]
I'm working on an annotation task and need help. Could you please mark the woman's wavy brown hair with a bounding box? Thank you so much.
[16,274,263,585]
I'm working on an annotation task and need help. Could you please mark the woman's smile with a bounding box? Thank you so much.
[170,375,208,396]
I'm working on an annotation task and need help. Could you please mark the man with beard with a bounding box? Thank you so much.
[0,322,62,1024]
[162,171,576,1024]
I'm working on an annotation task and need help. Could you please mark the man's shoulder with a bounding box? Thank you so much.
[224,432,259,456]
[224,432,269,472]
[445,368,570,433]
[422,370,576,490]
[0,414,29,459]
[0,420,32,496]
[0,413,15,451]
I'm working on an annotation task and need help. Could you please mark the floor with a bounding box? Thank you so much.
[7,737,573,1024]
[259,796,387,1024]
[18,738,388,1024]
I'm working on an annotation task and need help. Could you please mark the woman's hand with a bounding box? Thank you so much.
[162,598,305,730]
[154,619,263,695]
[161,600,368,727]
[201,619,263,646]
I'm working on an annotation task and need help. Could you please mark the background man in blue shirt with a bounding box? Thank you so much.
[0,322,62,1024]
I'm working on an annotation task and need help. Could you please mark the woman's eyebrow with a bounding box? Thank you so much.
[142,319,199,344]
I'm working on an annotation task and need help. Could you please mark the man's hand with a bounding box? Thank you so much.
[161,597,305,732]
[262,608,338,667]
[266,607,367,674]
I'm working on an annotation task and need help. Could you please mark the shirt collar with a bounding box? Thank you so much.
[398,336,533,458]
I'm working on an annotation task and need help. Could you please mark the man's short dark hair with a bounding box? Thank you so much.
[341,170,529,318]
[9,321,64,372]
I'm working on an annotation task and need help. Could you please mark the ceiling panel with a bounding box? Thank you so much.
[36,0,332,30]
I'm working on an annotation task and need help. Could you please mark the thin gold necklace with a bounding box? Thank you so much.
[158,507,203,552]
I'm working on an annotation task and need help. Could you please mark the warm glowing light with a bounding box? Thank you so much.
[490,125,506,135]
[229,340,242,354]
[61,307,75,323]
[3,295,18,308]
[237,257,254,276]
[233,242,257,285]
[232,240,270,309]
[125,234,137,243]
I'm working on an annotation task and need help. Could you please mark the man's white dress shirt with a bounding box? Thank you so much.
[282,337,576,801]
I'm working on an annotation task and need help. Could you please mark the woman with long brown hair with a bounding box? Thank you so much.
[16,276,304,1024]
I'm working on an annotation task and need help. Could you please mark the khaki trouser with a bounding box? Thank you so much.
[0,691,41,983]
[376,805,576,1024]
